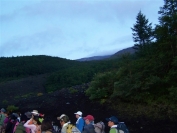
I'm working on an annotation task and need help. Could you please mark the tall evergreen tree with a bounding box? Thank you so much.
[155,0,177,57]
[131,11,154,51]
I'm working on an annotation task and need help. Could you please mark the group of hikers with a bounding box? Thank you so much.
[0,108,129,133]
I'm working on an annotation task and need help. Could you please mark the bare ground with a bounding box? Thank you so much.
[0,74,176,133]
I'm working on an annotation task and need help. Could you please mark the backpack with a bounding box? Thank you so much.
[13,120,19,133]
[15,123,26,133]
[52,125,60,133]
[94,121,105,133]
[66,124,81,133]
[116,122,129,133]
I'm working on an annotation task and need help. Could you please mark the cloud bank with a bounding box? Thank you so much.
[0,0,163,59]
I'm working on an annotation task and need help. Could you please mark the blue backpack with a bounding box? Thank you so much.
[116,122,129,133]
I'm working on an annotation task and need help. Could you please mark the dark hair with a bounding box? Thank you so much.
[10,114,17,120]
[5,111,10,116]
[33,116,41,125]
[41,119,53,131]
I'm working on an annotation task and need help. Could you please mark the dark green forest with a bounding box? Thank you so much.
[0,55,121,92]
[0,0,176,120]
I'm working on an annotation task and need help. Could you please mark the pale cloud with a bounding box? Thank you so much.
[0,0,164,60]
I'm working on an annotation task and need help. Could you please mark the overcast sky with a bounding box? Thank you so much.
[0,0,164,60]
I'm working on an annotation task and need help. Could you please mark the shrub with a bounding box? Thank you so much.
[68,87,78,94]
[2,100,8,104]
[7,105,19,112]
[37,93,43,96]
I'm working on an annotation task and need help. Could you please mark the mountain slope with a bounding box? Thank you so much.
[76,46,135,61]
[76,55,111,61]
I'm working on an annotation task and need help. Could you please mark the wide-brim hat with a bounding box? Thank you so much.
[31,110,39,115]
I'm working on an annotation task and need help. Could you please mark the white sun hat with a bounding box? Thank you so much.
[31,110,39,115]
[57,114,66,120]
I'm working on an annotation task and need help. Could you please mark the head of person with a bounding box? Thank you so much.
[9,114,17,120]
[57,114,69,127]
[83,115,94,125]
[31,110,39,116]
[74,111,82,119]
[32,115,41,125]
[106,116,119,127]
[5,111,10,117]
[0,108,6,114]
[41,119,53,132]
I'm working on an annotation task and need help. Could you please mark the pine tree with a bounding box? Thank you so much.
[155,0,177,57]
[131,11,154,51]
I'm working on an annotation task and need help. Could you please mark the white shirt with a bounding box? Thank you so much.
[24,120,36,133]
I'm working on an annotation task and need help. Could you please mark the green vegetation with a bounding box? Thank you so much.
[2,100,8,104]
[21,93,34,98]
[86,0,177,120]
[0,55,78,82]
[68,87,78,94]
[37,93,43,96]
[44,59,120,92]
[7,105,19,112]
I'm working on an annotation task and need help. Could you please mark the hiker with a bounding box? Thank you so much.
[0,108,6,133]
[57,114,70,133]
[41,119,53,133]
[16,112,21,123]
[31,110,39,117]
[74,111,84,132]
[5,113,18,133]
[24,115,41,133]
[24,112,32,133]
[82,115,95,133]
[31,110,44,123]
[31,110,44,119]
[106,116,123,133]
[1,111,10,133]
[15,121,26,133]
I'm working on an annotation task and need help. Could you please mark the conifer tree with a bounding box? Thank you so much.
[131,11,154,51]
[155,0,177,57]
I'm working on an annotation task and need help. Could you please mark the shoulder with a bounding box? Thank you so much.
[110,128,117,133]
[2,114,5,118]
[86,124,94,129]
[79,118,84,122]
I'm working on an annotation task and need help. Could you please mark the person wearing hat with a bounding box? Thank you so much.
[24,115,41,133]
[31,110,39,116]
[57,114,70,133]
[82,115,95,133]
[106,116,123,133]
[0,108,6,133]
[31,110,44,123]
[74,111,84,132]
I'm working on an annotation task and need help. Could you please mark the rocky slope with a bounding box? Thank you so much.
[0,75,176,133]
